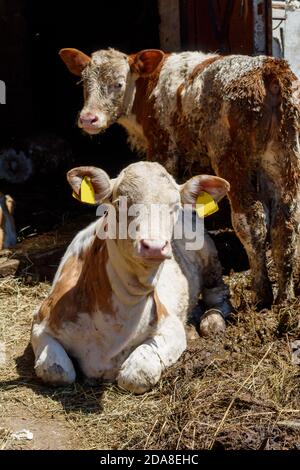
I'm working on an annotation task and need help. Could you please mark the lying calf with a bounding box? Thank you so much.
[31,162,231,393]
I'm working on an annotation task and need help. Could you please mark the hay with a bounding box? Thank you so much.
[0,270,300,450]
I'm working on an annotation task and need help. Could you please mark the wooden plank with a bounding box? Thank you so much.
[0,259,20,277]
[158,0,181,51]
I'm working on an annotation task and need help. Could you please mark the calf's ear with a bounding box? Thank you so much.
[67,166,112,204]
[180,175,230,204]
[59,48,91,76]
[129,49,164,77]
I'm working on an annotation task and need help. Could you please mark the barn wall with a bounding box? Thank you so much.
[0,0,161,230]
[158,0,181,52]
[179,0,272,55]
[0,0,33,138]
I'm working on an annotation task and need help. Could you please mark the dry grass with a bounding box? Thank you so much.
[0,269,300,450]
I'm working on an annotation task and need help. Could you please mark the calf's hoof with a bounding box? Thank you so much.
[35,347,76,386]
[117,344,162,394]
[117,374,151,395]
[199,309,226,337]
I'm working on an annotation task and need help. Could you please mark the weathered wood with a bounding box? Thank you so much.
[0,258,20,277]
[158,0,181,51]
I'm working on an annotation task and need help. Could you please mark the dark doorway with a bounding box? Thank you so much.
[0,0,160,236]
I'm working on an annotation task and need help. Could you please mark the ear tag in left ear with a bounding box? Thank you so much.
[72,176,96,205]
[196,191,219,218]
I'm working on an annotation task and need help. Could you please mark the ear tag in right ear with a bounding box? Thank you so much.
[196,191,218,218]
[72,176,96,205]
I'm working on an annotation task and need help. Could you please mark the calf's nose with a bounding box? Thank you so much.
[79,113,99,126]
[140,239,170,259]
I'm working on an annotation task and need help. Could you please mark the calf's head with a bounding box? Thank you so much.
[59,47,165,134]
[67,162,229,265]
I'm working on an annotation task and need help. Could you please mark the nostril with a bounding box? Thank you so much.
[141,239,150,250]
[140,239,169,253]
[80,114,98,125]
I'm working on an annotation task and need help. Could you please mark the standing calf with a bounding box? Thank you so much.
[31,162,230,393]
[60,47,300,308]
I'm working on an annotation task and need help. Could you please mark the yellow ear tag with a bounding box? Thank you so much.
[72,176,96,205]
[196,191,219,218]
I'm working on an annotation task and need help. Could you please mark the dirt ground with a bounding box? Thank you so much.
[0,226,300,450]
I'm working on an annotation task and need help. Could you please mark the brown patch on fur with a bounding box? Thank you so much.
[150,290,168,326]
[38,255,83,325]
[132,55,172,165]
[176,56,223,119]
[261,59,300,195]
[176,83,185,114]
[188,55,223,84]
[38,237,114,332]
[210,58,299,193]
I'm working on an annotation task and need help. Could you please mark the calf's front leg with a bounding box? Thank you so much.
[117,315,186,394]
[31,321,76,385]
[197,232,232,336]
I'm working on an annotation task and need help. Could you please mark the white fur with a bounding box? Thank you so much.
[118,114,148,155]
[31,321,76,385]
[152,52,214,132]
[118,314,186,393]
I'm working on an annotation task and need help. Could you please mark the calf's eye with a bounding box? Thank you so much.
[108,82,123,94]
